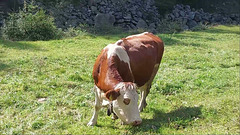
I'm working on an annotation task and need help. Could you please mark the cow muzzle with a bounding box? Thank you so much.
[132,120,142,126]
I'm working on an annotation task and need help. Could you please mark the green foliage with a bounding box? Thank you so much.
[63,26,87,38]
[157,19,184,33]
[1,2,60,41]
[191,23,208,31]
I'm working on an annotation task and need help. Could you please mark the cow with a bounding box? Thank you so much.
[87,32,164,126]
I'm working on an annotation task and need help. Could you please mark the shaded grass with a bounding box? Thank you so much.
[0,25,239,134]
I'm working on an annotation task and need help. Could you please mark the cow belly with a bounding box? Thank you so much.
[132,62,158,87]
[137,64,159,87]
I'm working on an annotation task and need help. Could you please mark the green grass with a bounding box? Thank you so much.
[0,25,239,134]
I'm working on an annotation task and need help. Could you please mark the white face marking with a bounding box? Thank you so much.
[112,83,142,125]
[126,32,149,39]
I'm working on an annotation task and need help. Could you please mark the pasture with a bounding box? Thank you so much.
[0,25,239,134]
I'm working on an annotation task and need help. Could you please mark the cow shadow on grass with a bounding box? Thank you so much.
[127,106,203,133]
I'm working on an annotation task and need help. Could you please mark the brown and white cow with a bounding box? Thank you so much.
[87,32,164,126]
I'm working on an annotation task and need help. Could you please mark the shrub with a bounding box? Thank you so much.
[191,23,208,31]
[157,19,184,33]
[1,2,60,41]
[63,26,87,38]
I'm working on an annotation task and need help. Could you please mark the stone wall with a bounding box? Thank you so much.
[36,0,160,31]
[166,4,240,30]
[0,0,239,32]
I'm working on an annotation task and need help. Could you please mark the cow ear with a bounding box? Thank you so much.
[105,89,120,101]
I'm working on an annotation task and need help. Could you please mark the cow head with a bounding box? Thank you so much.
[105,82,142,126]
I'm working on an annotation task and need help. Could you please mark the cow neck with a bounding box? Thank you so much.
[106,55,124,90]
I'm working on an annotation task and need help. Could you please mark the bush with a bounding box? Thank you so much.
[157,19,184,33]
[63,26,87,38]
[191,23,208,31]
[1,2,60,41]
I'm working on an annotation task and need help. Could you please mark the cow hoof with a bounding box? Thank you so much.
[139,102,147,112]
[121,121,127,125]
[87,121,96,126]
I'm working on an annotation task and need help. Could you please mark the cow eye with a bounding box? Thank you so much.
[123,98,131,105]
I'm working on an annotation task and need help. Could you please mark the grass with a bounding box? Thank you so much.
[0,25,239,134]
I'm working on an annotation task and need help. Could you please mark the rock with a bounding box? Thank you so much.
[187,20,198,29]
[132,20,138,25]
[136,19,148,29]
[214,14,223,22]
[187,12,195,20]
[137,11,143,17]
[124,14,132,20]
[166,3,240,30]
[116,19,124,23]
[94,13,115,28]
[130,23,137,29]
[182,25,189,30]
[148,23,156,33]
[91,6,98,13]
[170,14,175,20]
[194,12,202,22]
[2,0,162,30]
[173,10,180,18]
[179,10,185,17]
[149,23,156,29]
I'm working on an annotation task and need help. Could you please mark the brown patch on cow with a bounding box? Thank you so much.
[105,89,120,101]
[122,33,164,87]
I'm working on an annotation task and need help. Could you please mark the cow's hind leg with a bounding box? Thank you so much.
[87,85,102,126]
[139,64,159,112]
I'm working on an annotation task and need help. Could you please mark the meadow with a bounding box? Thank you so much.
[0,25,239,134]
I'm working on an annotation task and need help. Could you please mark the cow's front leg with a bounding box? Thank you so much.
[138,90,147,112]
[87,86,102,126]
[138,84,150,112]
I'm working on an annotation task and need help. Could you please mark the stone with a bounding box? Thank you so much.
[170,14,175,20]
[94,13,115,28]
[2,0,163,30]
[132,20,138,25]
[173,10,180,18]
[130,23,137,29]
[136,19,148,29]
[182,25,189,30]
[124,14,132,20]
[91,6,98,13]
[214,14,223,22]
[179,11,185,17]
[187,12,195,20]
[116,19,124,23]
[148,23,156,29]
[137,11,143,17]
[187,20,197,29]
[194,12,202,22]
